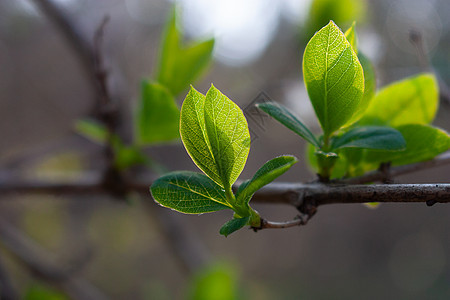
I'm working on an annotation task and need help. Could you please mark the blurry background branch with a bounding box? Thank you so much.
[0,218,107,300]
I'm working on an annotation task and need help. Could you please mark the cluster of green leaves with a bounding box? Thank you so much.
[258,21,450,180]
[150,85,298,236]
[76,7,214,172]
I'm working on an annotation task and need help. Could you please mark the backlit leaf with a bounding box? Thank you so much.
[359,73,439,127]
[303,21,364,136]
[135,80,180,145]
[180,86,251,190]
[156,8,214,96]
[344,21,358,55]
[150,171,231,214]
[204,85,251,189]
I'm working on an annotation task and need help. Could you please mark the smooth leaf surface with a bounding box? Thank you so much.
[219,217,250,237]
[204,85,251,189]
[136,81,180,145]
[150,171,231,214]
[364,124,450,166]
[156,8,214,96]
[346,52,376,125]
[303,21,364,136]
[331,126,406,150]
[236,156,298,205]
[256,102,320,147]
[75,119,108,144]
[359,73,439,127]
[180,87,221,185]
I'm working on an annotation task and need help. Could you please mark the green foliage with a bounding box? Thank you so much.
[256,102,320,148]
[236,156,298,205]
[331,126,406,150]
[364,125,450,166]
[303,21,364,137]
[156,8,215,96]
[180,86,250,190]
[358,73,439,127]
[76,5,215,174]
[188,263,240,300]
[258,21,447,180]
[151,171,231,214]
[135,80,180,145]
[151,86,297,235]
[220,217,250,237]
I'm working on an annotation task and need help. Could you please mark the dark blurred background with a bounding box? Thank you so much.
[0,0,450,299]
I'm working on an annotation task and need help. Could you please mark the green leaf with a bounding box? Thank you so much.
[359,73,439,127]
[156,8,214,96]
[345,52,376,125]
[344,21,358,55]
[204,85,251,189]
[181,86,250,189]
[135,80,180,145]
[75,119,108,144]
[219,217,250,237]
[305,0,367,40]
[188,263,239,300]
[303,21,365,136]
[236,156,298,205]
[331,126,406,150]
[342,22,377,126]
[364,124,450,166]
[150,171,231,214]
[256,102,320,148]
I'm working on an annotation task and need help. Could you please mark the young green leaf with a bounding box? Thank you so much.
[331,126,406,151]
[168,39,215,97]
[256,102,320,148]
[75,119,108,144]
[150,171,232,214]
[135,80,180,145]
[156,8,214,96]
[303,21,365,136]
[180,86,251,190]
[364,124,450,166]
[358,73,439,127]
[219,217,250,237]
[344,21,358,55]
[306,143,348,179]
[236,156,298,205]
[345,52,376,125]
[342,22,376,126]
[204,85,251,189]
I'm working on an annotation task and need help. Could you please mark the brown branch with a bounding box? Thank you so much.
[338,151,450,184]
[31,0,98,91]
[0,218,108,300]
